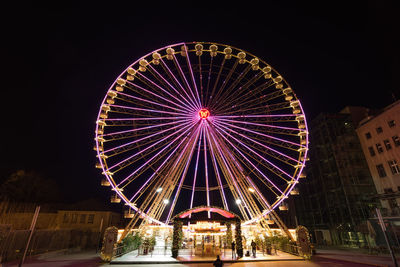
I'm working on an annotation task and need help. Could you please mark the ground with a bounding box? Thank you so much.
[2,249,399,267]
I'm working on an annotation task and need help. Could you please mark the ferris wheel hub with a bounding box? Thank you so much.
[199,108,210,119]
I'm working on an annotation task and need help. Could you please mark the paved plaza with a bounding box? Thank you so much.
[111,249,302,264]
[4,248,398,267]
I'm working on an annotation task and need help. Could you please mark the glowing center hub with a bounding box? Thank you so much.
[199,108,210,119]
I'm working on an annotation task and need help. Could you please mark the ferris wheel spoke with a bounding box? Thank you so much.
[103,123,192,163]
[204,55,214,108]
[211,125,286,194]
[214,121,300,166]
[172,55,201,110]
[216,118,301,132]
[189,126,203,215]
[209,64,252,110]
[106,129,195,177]
[147,64,198,112]
[208,58,239,109]
[112,90,187,113]
[203,123,211,218]
[124,80,189,112]
[213,123,294,182]
[102,119,187,138]
[108,104,189,117]
[216,88,282,115]
[159,58,200,111]
[208,128,274,210]
[103,120,194,156]
[197,55,204,106]
[204,125,229,211]
[113,121,198,186]
[214,119,304,150]
[129,122,202,204]
[215,71,265,112]
[183,44,202,108]
[208,57,226,108]
[135,71,194,113]
[166,124,202,223]
[206,126,253,219]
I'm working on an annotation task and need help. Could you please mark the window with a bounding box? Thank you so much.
[384,188,394,194]
[80,214,87,224]
[388,160,400,175]
[393,135,400,147]
[365,132,372,139]
[383,139,392,150]
[63,213,69,223]
[71,213,78,223]
[376,143,384,153]
[368,146,376,156]
[88,214,95,224]
[388,120,396,128]
[376,164,387,178]
[376,127,383,134]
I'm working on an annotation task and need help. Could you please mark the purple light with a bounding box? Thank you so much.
[104,120,194,156]
[215,119,305,148]
[116,121,197,187]
[210,125,284,195]
[183,44,202,108]
[102,119,187,137]
[213,123,294,181]
[172,54,201,110]
[214,121,300,164]
[204,125,229,211]
[166,124,202,223]
[125,80,192,112]
[135,70,196,113]
[203,122,210,218]
[129,123,201,202]
[189,127,203,217]
[112,90,187,113]
[216,118,302,131]
[147,64,198,111]
[159,58,200,111]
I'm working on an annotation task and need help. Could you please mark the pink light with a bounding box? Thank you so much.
[199,108,210,119]
[179,207,235,219]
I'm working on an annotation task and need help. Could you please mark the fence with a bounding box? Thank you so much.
[0,228,101,263]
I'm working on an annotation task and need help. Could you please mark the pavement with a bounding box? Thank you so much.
[315,248,400,267]
[2,248,400,267]
[111,248,302,264]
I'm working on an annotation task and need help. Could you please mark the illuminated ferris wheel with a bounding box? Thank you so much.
[94,42,308,227]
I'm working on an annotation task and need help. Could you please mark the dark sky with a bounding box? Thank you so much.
[1,1,399,203]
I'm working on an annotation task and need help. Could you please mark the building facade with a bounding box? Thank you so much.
[356,101,400,216]
[296,107,379,246]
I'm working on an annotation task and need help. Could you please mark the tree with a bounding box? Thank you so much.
[0,170,62,203]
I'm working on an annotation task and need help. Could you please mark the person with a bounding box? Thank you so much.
[251,240,256,257]
[213,255,223,267]
[231,241,236,259]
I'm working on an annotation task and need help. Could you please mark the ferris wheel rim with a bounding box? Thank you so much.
[94,41,309,226]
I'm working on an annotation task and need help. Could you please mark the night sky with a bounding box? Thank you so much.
[2,2,399,204]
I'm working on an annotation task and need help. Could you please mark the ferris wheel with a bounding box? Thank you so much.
[94,42,308,227]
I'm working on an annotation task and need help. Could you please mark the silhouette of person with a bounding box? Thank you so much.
[251,240,256,257]
[231,241,236,259]
[213,255,223,267]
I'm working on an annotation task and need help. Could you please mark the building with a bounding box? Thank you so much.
[356,100,400,216]
[295,107,379,246]
[56,210,122,233]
